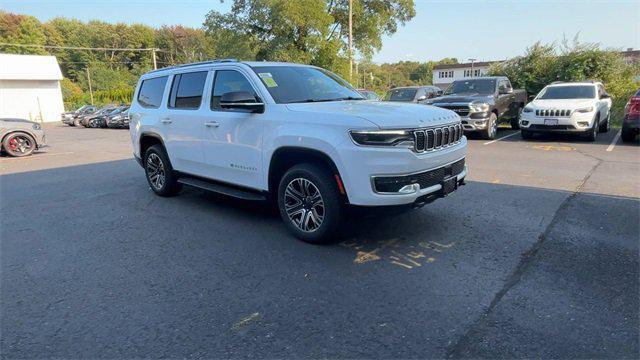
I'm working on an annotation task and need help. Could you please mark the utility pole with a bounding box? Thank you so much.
[348,0,353,82]
[469,58,476,77]
[151,48,158,70]
[86,66,94,105]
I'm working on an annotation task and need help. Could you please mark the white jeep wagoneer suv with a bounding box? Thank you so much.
[129,60,467,243]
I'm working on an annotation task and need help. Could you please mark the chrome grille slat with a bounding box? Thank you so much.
[413,123,462,153]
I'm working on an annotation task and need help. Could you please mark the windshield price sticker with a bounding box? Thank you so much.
[258,72,278,88]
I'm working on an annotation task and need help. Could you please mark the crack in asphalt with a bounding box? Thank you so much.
[446,154,604,359]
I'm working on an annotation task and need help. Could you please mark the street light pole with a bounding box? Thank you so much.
[348,0,353,82]
[469,58,476,77]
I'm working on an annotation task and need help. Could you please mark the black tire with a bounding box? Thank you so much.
[277,163,344,244]
[481,112,498,140]
[584,117,598,142]
[511,107,522,130]
[144,144,182,197]
[89,120,99,128]
[598,113,610,133]
[521,129,533,139]
[621,127,637,142]
[2,132,36,157]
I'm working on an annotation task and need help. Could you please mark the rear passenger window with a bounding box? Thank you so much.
[168,71,208,109]
[211,70,258,110]
[138,76,168,108]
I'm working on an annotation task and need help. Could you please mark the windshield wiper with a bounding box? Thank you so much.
[288,98,339,103]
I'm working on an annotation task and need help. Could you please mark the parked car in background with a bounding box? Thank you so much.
[357,89,380,101]
[425,76,527,139]
[105,106,130,129]
[0,118,46,157]
[622,89,640,142]
[383,86,441,103]
[129,60,466,243]
[62,105,97,126]
[519,81,611,141]
[81,106,117,128]
[86,105,128,128]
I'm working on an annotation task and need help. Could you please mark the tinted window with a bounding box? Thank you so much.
[251,66,363,104]
[538,86,596,100]
[169,71,207,109]
[138,76,168,108]
[385,88,417,101]
[445,79,496,95]
[211,70,258,110]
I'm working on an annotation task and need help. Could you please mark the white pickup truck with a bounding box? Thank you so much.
[129,60,467,243]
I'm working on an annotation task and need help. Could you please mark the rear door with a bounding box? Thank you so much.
[162,70,210,174]
[496,79,515,117]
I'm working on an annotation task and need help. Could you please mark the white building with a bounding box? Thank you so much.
[432,61,495,90]
[0,54,65,123]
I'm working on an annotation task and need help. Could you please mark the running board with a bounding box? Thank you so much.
[178,176,267,201]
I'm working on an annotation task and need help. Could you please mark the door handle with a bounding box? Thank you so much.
[160,117,172,124]
[205,121,220,128]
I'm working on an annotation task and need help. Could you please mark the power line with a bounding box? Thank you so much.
[0,42,159,52]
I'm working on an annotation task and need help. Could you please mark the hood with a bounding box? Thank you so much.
[429,94,495,104]
[529,99,594,109]
[0,118,37,124]
[285,101,459,129]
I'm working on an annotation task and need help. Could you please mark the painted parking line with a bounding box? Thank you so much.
[483,131,520,145]
[606,130,622,152]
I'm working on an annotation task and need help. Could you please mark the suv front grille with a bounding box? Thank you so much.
[373,158,466,193]
[536,109,572,117]
[413,123,463,152]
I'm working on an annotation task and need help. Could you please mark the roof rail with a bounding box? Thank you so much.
[147,59,239,74]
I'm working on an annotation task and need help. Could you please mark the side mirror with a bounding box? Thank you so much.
[220,91,264,113]
[416,95,427,101]
[600,94,610,99]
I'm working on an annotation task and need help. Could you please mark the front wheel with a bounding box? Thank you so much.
[521,129,533,139]
[277,163,344,244]
[481,112,498,140]
[511,107,522,130]
[2,132,36,157]
[584,118,598,142]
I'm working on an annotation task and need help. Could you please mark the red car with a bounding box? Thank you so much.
[622,89,640,142]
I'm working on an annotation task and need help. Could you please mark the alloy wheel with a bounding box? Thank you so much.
[146,153,165,190]
[8,136,32,155]
[284,178,325,233]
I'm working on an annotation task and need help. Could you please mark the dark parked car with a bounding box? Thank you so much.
[81,106,117,128]
[622,89,639,142]
[0,118,46,157]
[357,89,380,101]
[425,76,527,139]
[383,86,441,103]
[62,105,97,126]
[105,106,130,129]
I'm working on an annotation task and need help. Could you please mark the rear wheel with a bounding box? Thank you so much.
[481,112,498,140]
[144,145,182,197]
[277,163,344,244]
[598,113,610,133]
[2,132,36,157]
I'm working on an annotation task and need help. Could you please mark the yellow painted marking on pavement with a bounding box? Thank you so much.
[606,130,622,152]
[531,145,574,151]
[232,312,260,330]
[430,241,454,248]
[492,179,501,184]
[352,238,398,264]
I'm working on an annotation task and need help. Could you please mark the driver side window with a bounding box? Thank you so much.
[211,70,258,111]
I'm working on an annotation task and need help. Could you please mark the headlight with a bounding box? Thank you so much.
[575,106,594,113]
[469,101,490,113]
[523,105,533,113]
[350,129,414,148]
[32,123,41,130]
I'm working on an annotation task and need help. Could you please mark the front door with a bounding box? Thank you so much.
[201,68,264,190]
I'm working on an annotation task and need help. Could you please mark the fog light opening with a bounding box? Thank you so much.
[577,121,589,127]
[399,183,420,194]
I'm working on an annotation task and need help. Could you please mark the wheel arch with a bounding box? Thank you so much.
[139,132,165,158]
[268,146,347,201]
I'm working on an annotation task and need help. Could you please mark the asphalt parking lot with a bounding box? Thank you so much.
[1,124,639,358]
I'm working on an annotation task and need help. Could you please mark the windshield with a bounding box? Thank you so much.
[384,88,417,101]
[537,85,596,100]
[251,66,364,103]
[444,79,496,95]
[359,90,378,100]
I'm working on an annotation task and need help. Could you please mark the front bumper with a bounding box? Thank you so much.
[461,115,491,131]
[337,137,467,206]
[519,111,595,133]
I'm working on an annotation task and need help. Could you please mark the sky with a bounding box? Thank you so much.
[3,0,639,64]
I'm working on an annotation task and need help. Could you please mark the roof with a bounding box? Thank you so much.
[433,61,496,70]
[547,81,601,87]
[146,59,311,77]
[0,54,63,81]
